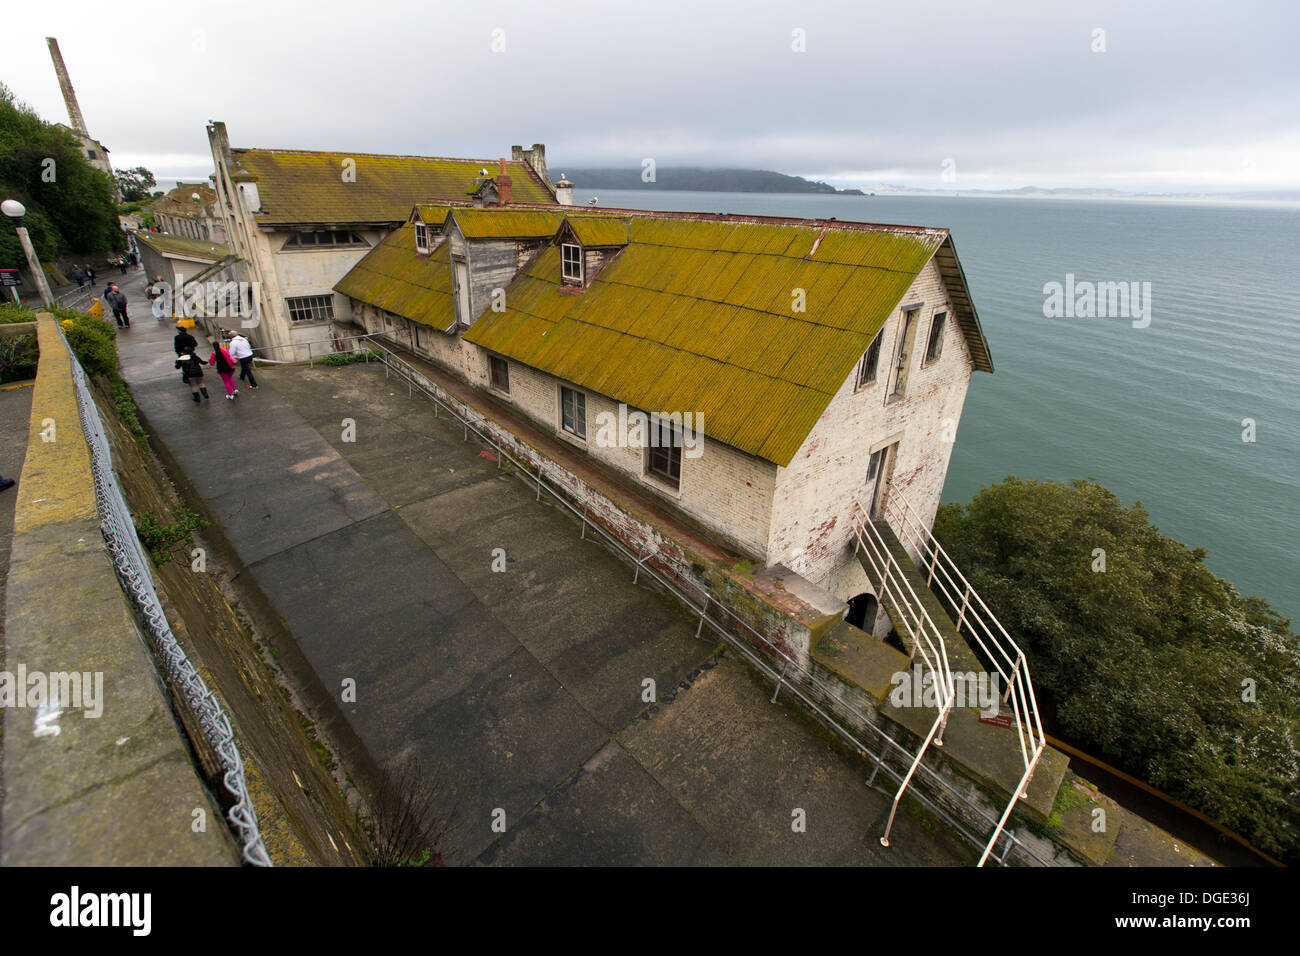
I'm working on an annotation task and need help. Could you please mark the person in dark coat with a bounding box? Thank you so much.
[176,350,208,403]
[84,264,95,284]
[104,283,130,328]
[174,322,198,356]
[71,266,85,287]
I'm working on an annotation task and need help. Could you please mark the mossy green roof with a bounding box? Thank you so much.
[566,216,630,247]
[135,233,229,261]
[231,148,555,226]
[466,214,948,465]
[333,224,457,331]
[337,206,990,466]
[450,209,563,239]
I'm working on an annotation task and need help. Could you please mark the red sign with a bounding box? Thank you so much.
[979,712,1012,729]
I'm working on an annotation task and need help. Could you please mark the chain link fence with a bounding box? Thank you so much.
[58,322,271,866]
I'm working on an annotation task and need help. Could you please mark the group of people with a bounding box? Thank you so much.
[173,322,257,404]
[69,253,138,287]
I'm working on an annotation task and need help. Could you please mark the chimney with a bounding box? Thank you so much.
[497,158,512,206]
[46,38,89,138]
[527,143,548,183]
[511,145,524,162]
[554,175,574,206]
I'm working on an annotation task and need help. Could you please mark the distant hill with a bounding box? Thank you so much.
[561,167,866,195]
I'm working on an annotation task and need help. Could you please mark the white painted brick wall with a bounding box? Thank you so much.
[765,259,974,598]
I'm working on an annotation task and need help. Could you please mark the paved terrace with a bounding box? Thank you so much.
[116,303,962,865]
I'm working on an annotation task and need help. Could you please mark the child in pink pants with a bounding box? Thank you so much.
[208,342,239,399]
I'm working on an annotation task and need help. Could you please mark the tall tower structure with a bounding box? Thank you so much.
[45,37,117,194]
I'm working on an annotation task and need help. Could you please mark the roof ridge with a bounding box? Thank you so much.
[232,146,543,166]
[449,200,950,236]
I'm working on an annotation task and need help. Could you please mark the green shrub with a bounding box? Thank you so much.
[111,378,146,443]
[59,311,117,377]
[134,508,208,566]
[0,331,37,382]
[319,350,381,367]
[935,477,1300,861]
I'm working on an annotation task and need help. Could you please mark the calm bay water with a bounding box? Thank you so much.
[575,188,1300,620]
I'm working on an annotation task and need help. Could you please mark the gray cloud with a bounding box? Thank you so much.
[6,0,1297,191]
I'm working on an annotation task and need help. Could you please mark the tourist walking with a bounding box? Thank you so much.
[104,283,130,328]
[174,321,198,356]
[117,256,128,274]
[227,331,257,389]
[71,266,85,287]
[84,264,95,284]
[208,339,239,399]
[176,350,208,404]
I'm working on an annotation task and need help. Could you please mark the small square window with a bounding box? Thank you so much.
[562,243,583,283]
[560,386,586,439]
[925,312,947,364]
[489,355,510,394]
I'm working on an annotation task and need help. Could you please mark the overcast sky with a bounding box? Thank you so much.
[6,0,1298,193]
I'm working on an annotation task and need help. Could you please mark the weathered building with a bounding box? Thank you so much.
[151,182,227,243]
[335,204,991,607]
[205,122,564,358]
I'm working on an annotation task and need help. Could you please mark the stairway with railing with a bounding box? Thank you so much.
[853,489,1047,867]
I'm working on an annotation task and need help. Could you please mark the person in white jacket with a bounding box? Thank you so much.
[226,331,258,389]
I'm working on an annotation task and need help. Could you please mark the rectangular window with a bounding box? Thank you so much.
[282,230,369,249]
[560,386,586,439]
[415,223,428,251]
[924,312,947,364]
[286,294,335,323]
[488,355,510,394]
[562,243,583,282]
[646,417,682,489]
[857,332,882,388]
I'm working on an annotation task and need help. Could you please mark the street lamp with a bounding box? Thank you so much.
[2,199,55,309]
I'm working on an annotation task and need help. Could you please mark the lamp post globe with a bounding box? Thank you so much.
[3,197,55,308]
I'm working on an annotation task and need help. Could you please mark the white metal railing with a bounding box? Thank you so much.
[876,489,1047,867]
[262,328,1054,866]
[850,501,955,850]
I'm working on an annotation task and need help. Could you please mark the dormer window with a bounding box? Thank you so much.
[561,243,583,284]
[415,222,428,252]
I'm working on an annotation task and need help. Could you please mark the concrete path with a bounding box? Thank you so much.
[113,280,962,865]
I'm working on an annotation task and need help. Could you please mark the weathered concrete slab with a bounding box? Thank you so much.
[127,376,388,566]
[481,741,732,866]
[812,619,911,704]
[619,656,961,866]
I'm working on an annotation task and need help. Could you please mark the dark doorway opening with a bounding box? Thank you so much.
[844,592,878,631]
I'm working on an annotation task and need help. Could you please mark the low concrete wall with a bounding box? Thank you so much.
[0,315,236,866]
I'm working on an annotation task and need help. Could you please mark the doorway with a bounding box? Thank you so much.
[865,441,899,519]
[845,592,879,631]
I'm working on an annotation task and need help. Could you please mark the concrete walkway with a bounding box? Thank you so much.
[113,284,962,865]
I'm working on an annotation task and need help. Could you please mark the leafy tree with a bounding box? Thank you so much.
[0,82,123,267]
[934,477,1300,861]
[115,166,157,202]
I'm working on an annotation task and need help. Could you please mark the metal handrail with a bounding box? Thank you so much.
[875,489,1047,867]
[849,502,955,849]
[272,329,1054,866]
